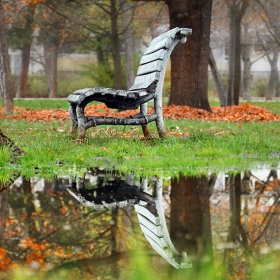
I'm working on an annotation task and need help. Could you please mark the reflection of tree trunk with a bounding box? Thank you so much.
[111,207,119,278]
[111,208,118,254]
[169,174,214,273]
[22,178,37,237]
[209,48,226,106]
[0,188,8,245]
[225,173,249,277]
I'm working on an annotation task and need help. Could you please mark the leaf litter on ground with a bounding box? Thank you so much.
[1,103,279,123]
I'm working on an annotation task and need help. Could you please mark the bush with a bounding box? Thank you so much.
[253,78,268,97]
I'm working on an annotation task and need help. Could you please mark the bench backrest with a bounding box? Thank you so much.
[128,27,192,96]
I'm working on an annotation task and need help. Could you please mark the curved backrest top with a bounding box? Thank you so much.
[129,27,192,93]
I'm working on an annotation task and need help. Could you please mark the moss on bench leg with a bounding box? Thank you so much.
[142,124,152,138]
[77,126,87,140]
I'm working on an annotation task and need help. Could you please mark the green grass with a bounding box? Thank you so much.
[0,98,70,110]
[1,113,280,182]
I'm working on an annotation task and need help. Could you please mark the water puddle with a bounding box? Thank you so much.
[1,168,280,279]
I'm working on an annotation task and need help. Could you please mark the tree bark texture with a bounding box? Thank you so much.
[209,48,226,106]
[233,15,242,105]
[266,46,279,100]
[16,5,35,98]
[166,0,212,112]
[226,0,248,106]
[226,4,236,106]
[169,174,214,268]
[48,46,57,98]
[121,0,135,89]
[0,0,13,114]
[110,0,124,89]
[241,10,251,100]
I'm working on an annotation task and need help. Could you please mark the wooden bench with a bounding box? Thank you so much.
[67,27,192,140]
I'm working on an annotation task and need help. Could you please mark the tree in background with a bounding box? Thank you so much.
[226,0,248,106]
[0,0,13,114]
[7,3,35,98]
[254,0,280,99]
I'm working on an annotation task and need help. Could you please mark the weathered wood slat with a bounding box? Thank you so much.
[144,37,173,55]
[149,27,180,46]
[140,225,167,248]
[140,49,167,65]
[135,205,160,225]
[144,235,181,269]
[133,72,160,86]
[136,60,163,76]
[139,219,164,238]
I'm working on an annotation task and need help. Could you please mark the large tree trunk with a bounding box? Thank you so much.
[110,0,124,89]
[167,0,212,112]
[16,5,34,98]
[0,0,13,114]
[48,46,57,98]
[121,0,135,89]
[209,48,226,106]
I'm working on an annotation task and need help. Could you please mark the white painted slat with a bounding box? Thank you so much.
[137,60,163,76]
[135,205,160,225]
[146,238,181,269]
[149,28,180,46]
[138,214,159,230]
[139,220,164,238]
[140,49,167,65]
[142,227,167,248]
[144,37,173,55]
[134,72,160,85]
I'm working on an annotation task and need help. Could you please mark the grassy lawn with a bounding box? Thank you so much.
[1,99,280,182]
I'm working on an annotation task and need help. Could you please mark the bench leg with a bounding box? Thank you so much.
[69,104,78,135]
[140,103,152,138]
[76,104,87,140]
[154,98,166,138]
[142,125,152,138]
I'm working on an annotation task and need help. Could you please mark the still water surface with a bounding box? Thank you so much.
[1,168,280,279]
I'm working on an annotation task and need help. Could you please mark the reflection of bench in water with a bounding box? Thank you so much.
[67,172,191,269]
[67,27,192,140]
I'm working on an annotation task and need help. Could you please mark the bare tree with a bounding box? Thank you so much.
[0,0,13,114]
[226,0,248,106]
